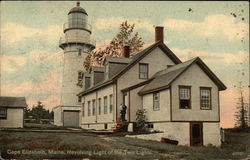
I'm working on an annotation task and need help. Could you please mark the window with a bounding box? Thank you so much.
[139,63,148,79]
[88,101,91,116]
[104,124,108,129]
[78,71,83,80]
[104,96,107,114]
[0,108,7,119]
[98,98,101,115]
[92,99,96,116]
[179,86,191,109]
[147,123,154,129]
[153,92,160,110]
[109,94,113,113]
[105,63,108,74]
[200,87,211,109]
[78,96,82,103]
[85,77,91,89]
[78,48,82,56]
[82,103,85,117]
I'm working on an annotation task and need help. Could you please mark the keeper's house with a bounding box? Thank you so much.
[77,27,226,146]
[0,96,27,128]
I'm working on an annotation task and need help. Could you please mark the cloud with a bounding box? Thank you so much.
[29,50,63,62]
[93,17,155,32]
[1,22,62,44]
[164,14,249,40]
[1,54,27,72]
[1,72,61,109]
[172,48,249,64]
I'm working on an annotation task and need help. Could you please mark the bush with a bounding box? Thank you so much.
[135,109,147,130]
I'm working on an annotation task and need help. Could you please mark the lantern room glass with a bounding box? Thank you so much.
[68,12,88,29]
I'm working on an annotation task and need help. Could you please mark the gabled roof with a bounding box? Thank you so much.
[113,41,182,79]
[0,96,27,108]
[103,56,132,65]
[78,41,182,96]
[138,57,227,95]
[90,66,104,73]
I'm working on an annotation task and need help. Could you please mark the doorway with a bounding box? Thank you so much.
[63,110,79,127]
[190,122,203,146]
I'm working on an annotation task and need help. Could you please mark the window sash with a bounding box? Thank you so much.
[109,95,113,113]
[139,64,148,79]
[78,49,82,56]
[82,103,85,117]
[0,108,7,118]
[92,100,96,116]
[153,92,160,110]
[200,88,211,109]
[180,88,190,100]
[78,96,82,103]
[78,71,83,80]
[98,98,101,115]
[179,86,191,109]
[88,101,91,116]
[104,97,107,114]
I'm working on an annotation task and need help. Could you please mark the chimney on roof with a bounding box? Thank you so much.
[155,26,164,43]
[123,45,130,58]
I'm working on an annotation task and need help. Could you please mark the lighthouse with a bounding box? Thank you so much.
[54,2,95,127]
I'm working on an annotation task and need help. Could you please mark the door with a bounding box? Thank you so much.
[123,92,129,121]
[190,122,203,146]
[63,110,79,127]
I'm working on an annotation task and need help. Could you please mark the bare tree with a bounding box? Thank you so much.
[234,89,249,128]
[234,62,249,128]
[84,21,144,72]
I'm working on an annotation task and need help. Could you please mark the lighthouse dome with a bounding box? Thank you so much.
[68,2,88,15]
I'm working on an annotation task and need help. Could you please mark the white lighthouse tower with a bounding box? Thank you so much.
[54,2,95,127]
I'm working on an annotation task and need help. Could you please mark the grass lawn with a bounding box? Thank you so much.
[0,126,249,159]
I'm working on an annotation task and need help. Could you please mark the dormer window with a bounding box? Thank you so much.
[139,63,148,79]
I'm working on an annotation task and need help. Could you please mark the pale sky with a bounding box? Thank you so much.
[0,1,249,128]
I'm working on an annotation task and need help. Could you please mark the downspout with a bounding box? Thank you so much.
[115,80,118,122]
[113,84,115,122]
[129,91,131,122]
[96,91,98,123]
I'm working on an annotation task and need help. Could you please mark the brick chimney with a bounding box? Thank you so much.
[123,45,130,58]
[155,26,164,43]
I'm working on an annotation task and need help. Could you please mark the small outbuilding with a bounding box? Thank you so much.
[0,96,27,128]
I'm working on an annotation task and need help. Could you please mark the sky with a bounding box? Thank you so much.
[0,1,249,128]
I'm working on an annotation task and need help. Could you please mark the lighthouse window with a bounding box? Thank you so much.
[78,71,83,80]
[78,48,82,56]
[68,13,87,29]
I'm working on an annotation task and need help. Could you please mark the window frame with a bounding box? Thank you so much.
[139,63,149,79]
[179,85,192,109]
[78,96,82,103]
[82,103,85,117]
[92,99,96,116]
[153,92,160,111]
[0,108,7,119]
[78,71,83,80]
[109,94,113,113]
[98,98,101,115]
[104,96,108,114]
[78,48,82,56]
[87,101,91,116]
[200,87,212,110]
